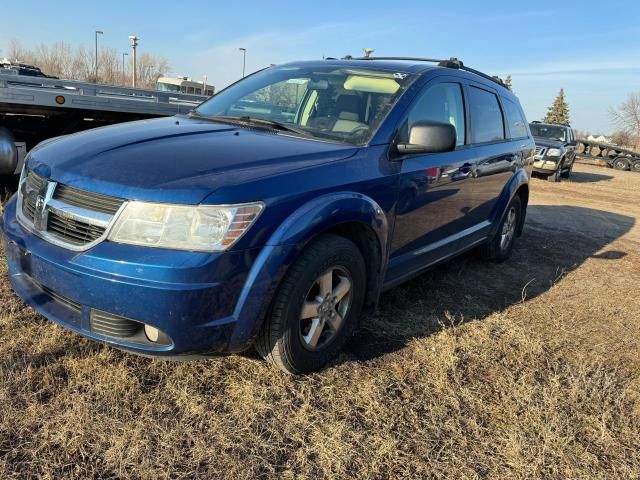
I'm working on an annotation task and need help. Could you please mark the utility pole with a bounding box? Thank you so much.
[239,47,246,78]
[128,35,139,88]
[94,30,103,83]
[122,52,128,85]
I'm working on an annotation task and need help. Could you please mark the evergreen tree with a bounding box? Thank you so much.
[543,89,570,125]
[504,75,513,91]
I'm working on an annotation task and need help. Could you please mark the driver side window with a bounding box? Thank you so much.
[408,83,466,147]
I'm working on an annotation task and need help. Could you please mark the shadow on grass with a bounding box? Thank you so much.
[346,205,634,362]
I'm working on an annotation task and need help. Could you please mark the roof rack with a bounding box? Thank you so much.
[342,56,506,88]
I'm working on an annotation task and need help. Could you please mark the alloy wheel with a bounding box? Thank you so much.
[299,267,352,350]
[500,207,517,251]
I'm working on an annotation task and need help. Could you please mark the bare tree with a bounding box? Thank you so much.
[609,130,637,149]
[136,53,170,89]
[610,93,640,149]
[4,38,170,88]
[574,129,591,141]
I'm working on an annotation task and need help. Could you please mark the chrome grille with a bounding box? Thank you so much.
[47,211,106,245]
[53,184,123,215]
[18,169,126,250]
[21,170,45,222]
[534,146,547,158]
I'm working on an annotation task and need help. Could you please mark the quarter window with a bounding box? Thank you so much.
[503,98,528,140]
[468,87,505,143]
[408,83,466,146]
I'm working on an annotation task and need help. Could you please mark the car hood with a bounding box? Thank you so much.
[27,116,358,204]
[533,137,564,149]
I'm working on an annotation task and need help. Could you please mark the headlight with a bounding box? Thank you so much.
[108,201,263,251]
[546,148,561,157]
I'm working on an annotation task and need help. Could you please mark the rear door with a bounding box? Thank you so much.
[464,83,520,227]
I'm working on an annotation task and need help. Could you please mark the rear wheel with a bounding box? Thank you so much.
[255,234,366,374]
[632,160,640,173]
[613,157,631,171]
[480,195,522,263]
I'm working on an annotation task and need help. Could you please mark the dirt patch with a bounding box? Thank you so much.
[1,164,639,479]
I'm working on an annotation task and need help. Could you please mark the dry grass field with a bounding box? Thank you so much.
[1,164,639,479]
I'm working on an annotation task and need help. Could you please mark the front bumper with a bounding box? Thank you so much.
[533,158,559,172]
[1,196,268,357]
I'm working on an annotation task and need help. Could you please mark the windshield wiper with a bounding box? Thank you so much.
[190,112,312,137]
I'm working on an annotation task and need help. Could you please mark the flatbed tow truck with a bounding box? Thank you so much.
[0,64,203,182]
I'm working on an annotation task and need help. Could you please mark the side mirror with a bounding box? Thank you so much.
[397,121,457,155]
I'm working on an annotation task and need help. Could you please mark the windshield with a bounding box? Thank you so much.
[195,65,414,144]
[529,124,567,142]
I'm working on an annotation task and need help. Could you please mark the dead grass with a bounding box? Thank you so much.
[1,164,639,479]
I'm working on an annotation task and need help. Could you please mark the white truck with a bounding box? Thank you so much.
[0,64,204,181]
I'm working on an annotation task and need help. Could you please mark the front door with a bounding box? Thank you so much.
[386,80,476,283]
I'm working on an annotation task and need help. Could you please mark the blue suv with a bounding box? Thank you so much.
[1,57,534,373]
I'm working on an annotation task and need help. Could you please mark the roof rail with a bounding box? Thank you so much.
[344,56,506,88]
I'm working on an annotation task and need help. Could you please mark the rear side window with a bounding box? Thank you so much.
[468,86,504,143]
[408,82,466,146]
[503,98,528,139]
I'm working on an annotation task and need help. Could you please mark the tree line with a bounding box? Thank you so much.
[4,39,170,89]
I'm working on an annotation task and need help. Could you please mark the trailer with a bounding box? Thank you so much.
[575,139,640,172]
[0,69,204,179]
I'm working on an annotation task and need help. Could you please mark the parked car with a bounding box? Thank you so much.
[530,122,577,182]
[1,57,534,374]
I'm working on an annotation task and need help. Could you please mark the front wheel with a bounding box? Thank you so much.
[561,160,574,179]
[632,160,640,173]
[255,234,366,374]
[547,161,563,182]
[480,195,522,263]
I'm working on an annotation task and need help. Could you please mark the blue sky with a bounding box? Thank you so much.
[2,0,639,134]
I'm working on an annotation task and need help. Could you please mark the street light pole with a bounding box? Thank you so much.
[122,52,128,85]
[128,35,139,88]
[239,47,246,78]
[94,30,103,83]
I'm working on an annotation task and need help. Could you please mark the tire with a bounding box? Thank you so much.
[255,234,366,374]
[613,157,631,171]
[561,160,574,179]
[480,195,522,263]
[547,163,562,182]
[632,160,640,173]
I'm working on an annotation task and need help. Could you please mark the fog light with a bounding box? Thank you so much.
[144,324,160,343]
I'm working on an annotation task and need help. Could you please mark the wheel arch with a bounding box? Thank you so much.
[227,192,389,352]
[515,183,529,236]
[489,170,530,238]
